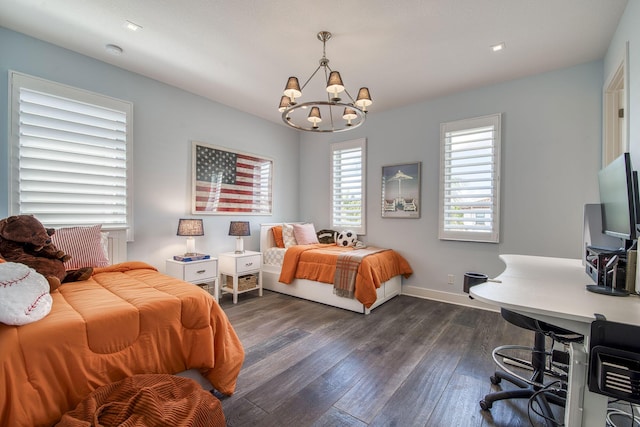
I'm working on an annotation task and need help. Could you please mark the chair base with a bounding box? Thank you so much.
[480,369,566,408]
[480,331,567,426]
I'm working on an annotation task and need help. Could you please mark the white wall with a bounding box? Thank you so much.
[299,61,604,301]
[0,27,300,271]
[605,1,640,168]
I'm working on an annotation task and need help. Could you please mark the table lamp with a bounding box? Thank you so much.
[229,221,250,254]
[176,218,204,255]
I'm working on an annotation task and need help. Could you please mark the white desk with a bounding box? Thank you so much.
[470,254,640,427]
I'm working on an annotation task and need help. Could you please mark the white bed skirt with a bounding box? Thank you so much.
[261,258,401,315]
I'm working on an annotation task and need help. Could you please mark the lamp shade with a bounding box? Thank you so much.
[176,219,204,236]
[307,107,322,128]
[342,107,358,126]
[326,71,345,100]
[278,95,291,112]
[228,221,250,237]
[355,87,373,111]
[283,77,302,103]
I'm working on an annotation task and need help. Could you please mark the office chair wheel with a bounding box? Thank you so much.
[479,399,492,410]
[490,374,501,385]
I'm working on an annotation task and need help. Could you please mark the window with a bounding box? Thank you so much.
[9,71,133,234]
[330,138,366,235]
[439,114,501,243]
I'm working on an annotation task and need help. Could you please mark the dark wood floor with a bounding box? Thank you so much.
[217,290,560,427]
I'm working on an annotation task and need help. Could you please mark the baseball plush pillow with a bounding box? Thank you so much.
[0,262,53,325]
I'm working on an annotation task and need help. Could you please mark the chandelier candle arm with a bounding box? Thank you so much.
[279,31,372,132]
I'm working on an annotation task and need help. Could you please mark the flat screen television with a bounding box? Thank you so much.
[598,152,639,244]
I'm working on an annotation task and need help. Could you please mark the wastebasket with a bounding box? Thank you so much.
[463,272,488,293]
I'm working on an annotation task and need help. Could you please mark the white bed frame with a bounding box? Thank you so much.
[259,223,402,314]
[106,229,128,264]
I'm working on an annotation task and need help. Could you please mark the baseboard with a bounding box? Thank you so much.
[401,285,498,312]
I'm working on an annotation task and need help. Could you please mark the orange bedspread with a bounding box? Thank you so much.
[279,244,413,308]
[0,262,244,427]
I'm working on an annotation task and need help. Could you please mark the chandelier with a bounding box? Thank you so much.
[278,31,372,133]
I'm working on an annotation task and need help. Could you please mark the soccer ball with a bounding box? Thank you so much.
[335,230,357,247]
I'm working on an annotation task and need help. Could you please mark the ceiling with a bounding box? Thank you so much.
[0,0,629,127]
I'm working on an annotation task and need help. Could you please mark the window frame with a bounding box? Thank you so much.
[9,71,133,236]
[438,113,501,243]
[330,138,367,235]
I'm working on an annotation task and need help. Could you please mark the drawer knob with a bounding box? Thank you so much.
[196,270,206,274]
[245,262,253,267]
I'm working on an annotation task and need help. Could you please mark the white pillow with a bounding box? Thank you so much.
[0,262,53,325]
[282,223,298,248]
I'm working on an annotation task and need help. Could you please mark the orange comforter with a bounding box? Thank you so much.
[0,262,244,427]
[279,244,413,308]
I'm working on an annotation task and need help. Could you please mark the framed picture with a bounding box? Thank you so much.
[191,141,273,215]
[381,162,421,218]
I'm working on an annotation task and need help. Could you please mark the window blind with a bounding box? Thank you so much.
[10,72,132,230]
[330,138,366,234]
[439,114,501,243]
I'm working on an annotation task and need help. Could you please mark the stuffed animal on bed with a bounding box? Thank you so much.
[0,215,93,292]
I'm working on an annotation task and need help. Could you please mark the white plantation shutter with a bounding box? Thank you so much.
[439,114,501,243]
[330,138,366,234]
[9,72,132,232]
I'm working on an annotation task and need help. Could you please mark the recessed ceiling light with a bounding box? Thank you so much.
[125,20,142,32]
[105,44,123,56]
[491,42,505,52]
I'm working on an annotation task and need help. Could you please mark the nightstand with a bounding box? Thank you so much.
[218,251,262,304]
[166,258,219,302]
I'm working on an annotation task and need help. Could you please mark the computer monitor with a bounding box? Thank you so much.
[586,153,639,297]
[598,153,639,245]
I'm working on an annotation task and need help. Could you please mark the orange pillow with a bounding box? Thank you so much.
[271,225,285,248]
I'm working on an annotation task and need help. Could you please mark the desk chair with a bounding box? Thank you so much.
[480,309,583,424]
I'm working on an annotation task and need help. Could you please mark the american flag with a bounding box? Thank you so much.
[194,145,272,213]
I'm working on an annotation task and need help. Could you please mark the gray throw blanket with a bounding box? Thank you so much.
[334,246,387,298]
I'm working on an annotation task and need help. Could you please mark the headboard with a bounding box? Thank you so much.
[259,222,304,253]
[106,229,127,264]
[260,223,279,252]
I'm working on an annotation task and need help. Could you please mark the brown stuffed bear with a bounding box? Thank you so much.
[0,215,93,292]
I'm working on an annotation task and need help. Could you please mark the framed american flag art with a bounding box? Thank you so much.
[191,141,273,215]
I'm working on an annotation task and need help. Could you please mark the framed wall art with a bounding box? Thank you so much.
[191,141,273,215]
[381,162,421,218]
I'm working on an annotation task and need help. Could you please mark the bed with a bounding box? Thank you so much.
[0,228,244,427]
[260,223,412,314]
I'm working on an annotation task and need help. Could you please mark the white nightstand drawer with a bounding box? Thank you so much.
[234,254,261,274]
[183,260,217,282]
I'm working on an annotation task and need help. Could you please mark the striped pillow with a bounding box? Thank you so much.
[51,225,110,270]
